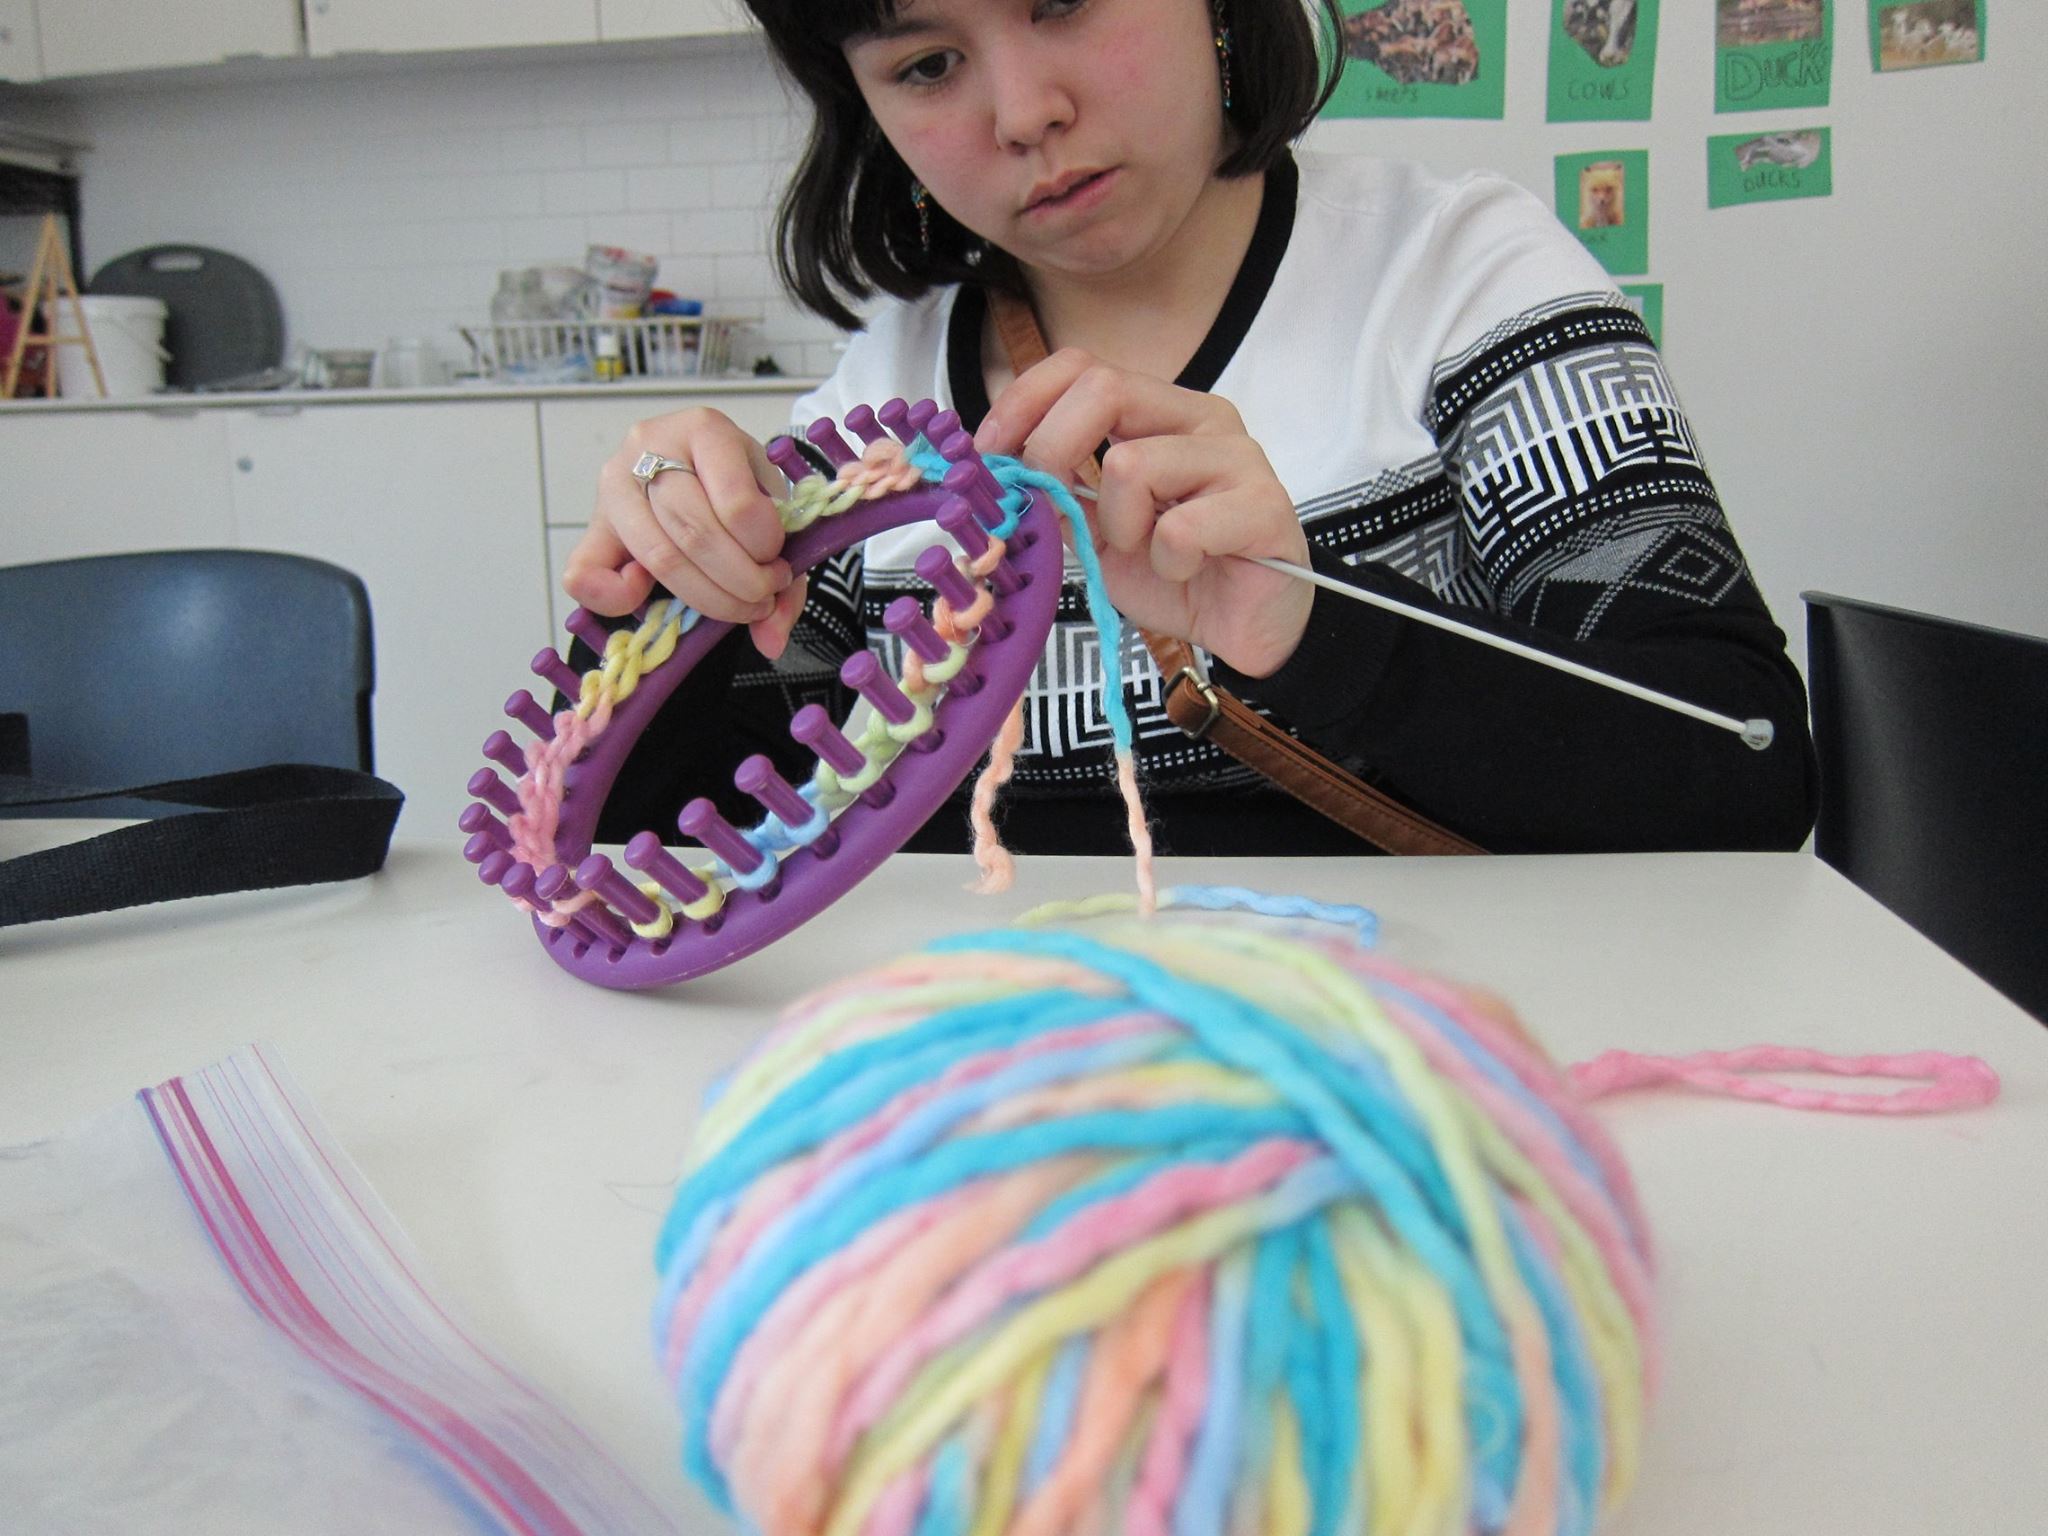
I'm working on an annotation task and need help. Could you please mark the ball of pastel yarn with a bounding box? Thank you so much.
[651,910,1657,1536]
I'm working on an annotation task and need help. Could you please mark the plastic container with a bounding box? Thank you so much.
[56,295,169,399]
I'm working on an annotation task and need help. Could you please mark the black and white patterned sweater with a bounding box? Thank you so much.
[596,151,1815,856]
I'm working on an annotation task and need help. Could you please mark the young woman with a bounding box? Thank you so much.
[564,0,1816,856]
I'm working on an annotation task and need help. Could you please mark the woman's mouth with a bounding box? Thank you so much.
[1025,168,1116,216]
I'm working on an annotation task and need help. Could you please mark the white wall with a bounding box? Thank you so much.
[34,38,848,379]
[18,10,2048,654]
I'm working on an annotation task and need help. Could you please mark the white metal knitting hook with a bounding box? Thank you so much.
[1063,482,1775,750]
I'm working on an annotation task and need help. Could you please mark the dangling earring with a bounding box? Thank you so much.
[910,179,932,256]
[1213,0,1233,112]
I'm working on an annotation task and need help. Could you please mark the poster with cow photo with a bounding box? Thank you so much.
[1549,0,1660,121]
[1324,0,1509,120]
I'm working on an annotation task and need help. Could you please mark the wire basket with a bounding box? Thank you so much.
[465,315,751,384]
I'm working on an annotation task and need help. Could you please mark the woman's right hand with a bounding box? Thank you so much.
[562,406,810,660]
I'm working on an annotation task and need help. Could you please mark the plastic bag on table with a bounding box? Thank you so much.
[0,1045,675,1535]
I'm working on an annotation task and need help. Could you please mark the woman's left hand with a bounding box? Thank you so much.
[973,349,1312,679]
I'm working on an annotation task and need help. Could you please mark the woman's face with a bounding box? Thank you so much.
[842,0,1229,284]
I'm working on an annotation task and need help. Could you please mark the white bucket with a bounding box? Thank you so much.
[56,295,170,399]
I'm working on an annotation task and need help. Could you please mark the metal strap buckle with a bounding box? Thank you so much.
[1173,666,1222,739]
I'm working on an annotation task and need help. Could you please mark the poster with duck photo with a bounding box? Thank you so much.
[1716,0,1833,112]
[1708,127,1835,205]
[1549,0,1661,122]
[1325,0,1508,120]
[1871,0,1984,70]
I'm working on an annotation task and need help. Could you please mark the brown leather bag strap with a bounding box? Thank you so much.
[982,288,1484,856]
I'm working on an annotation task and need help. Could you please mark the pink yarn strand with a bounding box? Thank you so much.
[1114,751,1157,916]
[968,700,1027,894]
[1567,1046,2001,1115]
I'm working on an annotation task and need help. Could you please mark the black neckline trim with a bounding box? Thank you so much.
[945,150,1300,431]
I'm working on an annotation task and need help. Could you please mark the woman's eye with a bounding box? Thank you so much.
[896,49,959,87]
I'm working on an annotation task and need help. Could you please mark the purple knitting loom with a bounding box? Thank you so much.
[459,400,1062,989]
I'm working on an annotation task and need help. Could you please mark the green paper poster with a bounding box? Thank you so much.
[1549,0,1661,122]
[1325,0,1508,120]
[1716,0,1833,113]
[1619,283,1665,347]
[1871,0,1984,70]
[1708,127,1834,206]
[1554,150,1650,276]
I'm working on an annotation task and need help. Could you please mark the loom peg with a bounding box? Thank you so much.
[505,690,556,740]
[791,704,867,777]
[906,398,939,436]
[564,606,610,655]
[462,830,498,866]
[843,651,919,727]
[482,730,527,778]
[575,854,663,926]
[843,404,889,447]
[939,434,1008,511]
[737,754,822,831]
[536,863,634,950]
[877,398,912,441]
[625,832,712,904]
[458,803,512,852]
[805,417,859,469]
[680,797,767,876]
[884,595,952,664]
[468,767,523,819]
[766,434,812,487]
[938,496,1023,596]
[916,545,1010,641]
[530,647,581,699]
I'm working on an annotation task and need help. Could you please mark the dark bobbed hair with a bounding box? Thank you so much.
[742,0,1349,330]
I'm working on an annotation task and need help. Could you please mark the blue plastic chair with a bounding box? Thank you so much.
[0,549,374,796]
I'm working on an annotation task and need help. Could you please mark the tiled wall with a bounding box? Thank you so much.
[52,36,849,379]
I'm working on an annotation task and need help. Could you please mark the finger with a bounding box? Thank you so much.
[690,431,790,566]
[1013,367,1242,492]
[973,348,1098,457]
[1087,434,1279,556]
[602,455,789,611]
[747,573,809,661]
[1148,493,1304,585]
[563,521,655,616]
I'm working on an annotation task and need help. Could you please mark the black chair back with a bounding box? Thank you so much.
[1804,590,2048,1022]
[0,549,374,794]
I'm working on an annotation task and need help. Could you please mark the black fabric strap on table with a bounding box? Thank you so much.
[0,741,404,928]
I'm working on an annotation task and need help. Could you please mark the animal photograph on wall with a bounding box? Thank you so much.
[1340,0,1482,85]
[1578,159,1628,228]
[1717,0,1826,48]
[1562,0,1639,68]
[1733,130,1825,171]
[1876,0,1984,69]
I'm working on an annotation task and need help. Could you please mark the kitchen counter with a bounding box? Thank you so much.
[0,376,826,413]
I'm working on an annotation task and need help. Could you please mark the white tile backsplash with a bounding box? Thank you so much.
[52,37,843,377]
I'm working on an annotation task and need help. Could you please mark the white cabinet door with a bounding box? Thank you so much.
[0,408,236,566]
[0,0,42,80]
[305,0,597,55]
[37,0,299,77]
[224,401,552,834]
[597,0,750,41]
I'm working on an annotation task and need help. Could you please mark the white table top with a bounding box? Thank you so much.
[4,830,2044,1535]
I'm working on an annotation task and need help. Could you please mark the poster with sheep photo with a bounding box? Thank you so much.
[1549,0,1661,122]
[1324,0,1508,120]
[1871,0,1984,70]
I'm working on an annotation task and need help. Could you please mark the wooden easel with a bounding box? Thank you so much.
[3,214,104,399]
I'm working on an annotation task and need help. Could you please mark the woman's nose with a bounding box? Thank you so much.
[989,54,1074,150]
